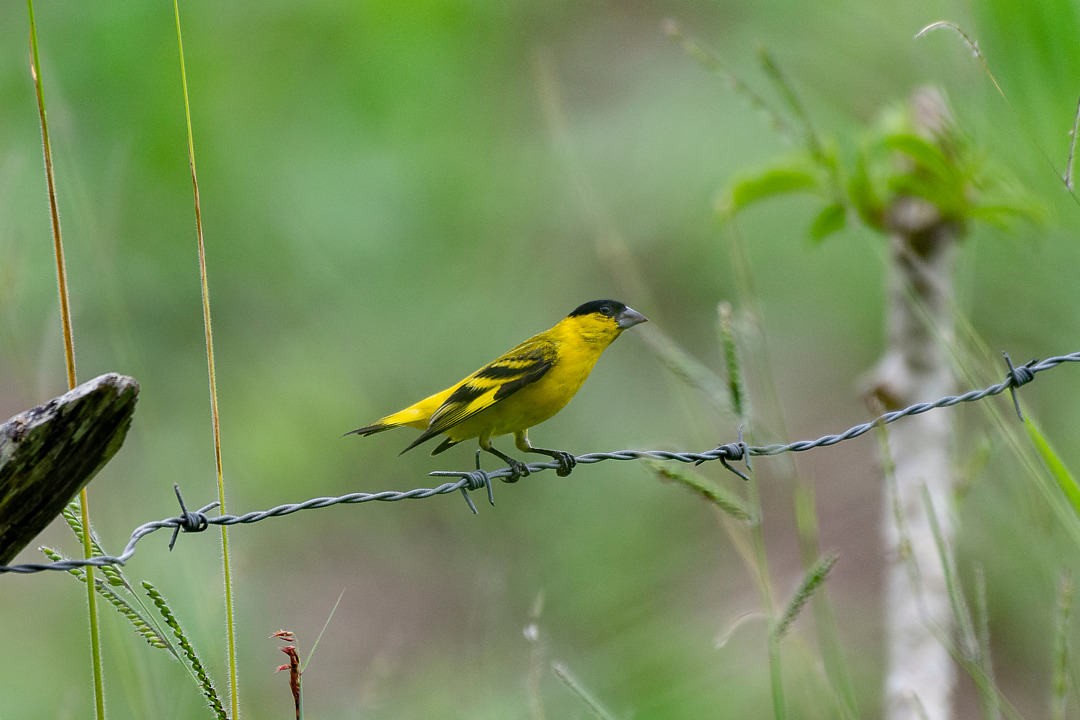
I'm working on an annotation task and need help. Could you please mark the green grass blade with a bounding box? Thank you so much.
[303,589,346,672]
[552,662,621,720]
[766,633,787,720]
[27,2,103,715]
[171,1,239,714]
[793,486,858,719]
[921,485,978,660]
[756,45,826,163]
[663,21,795,143]
[1024,417,1080,520]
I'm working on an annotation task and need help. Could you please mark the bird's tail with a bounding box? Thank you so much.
[345,404,434,438]
[344,421,396,437]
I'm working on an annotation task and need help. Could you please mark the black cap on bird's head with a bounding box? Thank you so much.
[567,299,648,329]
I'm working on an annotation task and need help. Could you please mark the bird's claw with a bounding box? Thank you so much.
[552,451,576,477]
[503,458,531,483]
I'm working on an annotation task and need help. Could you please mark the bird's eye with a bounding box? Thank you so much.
[600,305,612,315]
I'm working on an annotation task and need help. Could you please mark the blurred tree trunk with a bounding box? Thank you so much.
[868,88,961,720]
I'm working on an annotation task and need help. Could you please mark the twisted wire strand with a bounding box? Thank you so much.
[2,351,1074,576]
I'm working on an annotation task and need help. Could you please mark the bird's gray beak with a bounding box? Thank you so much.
[617,306,648,329]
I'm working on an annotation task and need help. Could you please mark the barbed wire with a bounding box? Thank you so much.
[2,351,1075,577]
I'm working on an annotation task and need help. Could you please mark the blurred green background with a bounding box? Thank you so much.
[3,0,1080,717]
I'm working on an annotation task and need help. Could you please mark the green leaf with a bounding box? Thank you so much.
[968,201,1046,230]
[809,202,847,242]
[1026,417,1080,521]
[848,151,883,230]
[719,166,822,217]
[882,133,955,181]
[885,173,967,219]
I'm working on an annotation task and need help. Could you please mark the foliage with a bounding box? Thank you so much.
[41,505,227,718]
[717,71,1044,241]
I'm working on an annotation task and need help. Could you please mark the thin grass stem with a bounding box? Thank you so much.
[552,662,620,720]
[740,469,786,720]
[27,4,104,718]
[26,1,75,389]
[146,582,227,719]
[172,2,238,715]
[755,45,825,163]
[915,20,1080,206]
[1051,570,1073,720]
[921,485,976,659]
[723,220,853,717]
[1064,96,1080,191]
[663,20,796,144]
[774,554,839,641]
[303,589,346,672]
[972,566,1000,720]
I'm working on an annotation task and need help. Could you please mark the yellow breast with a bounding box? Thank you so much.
[444,317,618,441]
[471,354,592,436]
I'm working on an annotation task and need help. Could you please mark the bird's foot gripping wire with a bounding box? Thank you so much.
[522,446,577,476]
[503,457,531,483]
[550,450,576,477]
[482,445,532,483]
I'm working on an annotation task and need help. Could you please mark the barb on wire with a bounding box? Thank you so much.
[1001,351,1036,421]
[3,351,1078,577]
[696,424,751,479]
[429,449,496,514]
[169,483,217,551]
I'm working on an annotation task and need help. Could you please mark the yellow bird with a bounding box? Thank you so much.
[348,300,647,480]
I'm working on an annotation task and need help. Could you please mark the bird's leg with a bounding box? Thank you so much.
[480,435,530,483]
[515,430,576,477]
